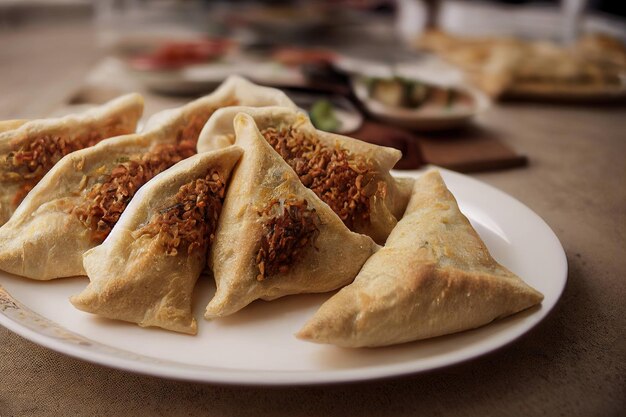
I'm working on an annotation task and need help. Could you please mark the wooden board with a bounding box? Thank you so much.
[352,121,527,172]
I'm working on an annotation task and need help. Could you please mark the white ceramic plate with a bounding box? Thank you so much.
[0,168,567,385]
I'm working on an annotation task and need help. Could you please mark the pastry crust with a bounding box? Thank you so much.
[417,30,626,99]
[0,76,293,280]
[205,113,378,319]
[142,75,296,132]
[198,106,412,244]
[0,120,28,133]
[0,94,144,226]
[297,170,544,347]
[71,146,242,335]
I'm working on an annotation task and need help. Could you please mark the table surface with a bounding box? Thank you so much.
[0,23,624,417]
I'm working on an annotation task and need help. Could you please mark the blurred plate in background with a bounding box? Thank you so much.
[351,75,490,131]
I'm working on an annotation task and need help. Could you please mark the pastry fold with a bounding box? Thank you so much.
[0,120,28,133]
[141,75,296,133]
[197,106,412,244]
[205,113,378,319]
[0,94,144,225]
[297,170,544,347]
[71,146,242,334]
[0,76,293,280]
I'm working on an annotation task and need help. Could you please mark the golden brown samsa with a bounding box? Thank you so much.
[197,106,413,244]
[297,170,544,347]
[205,113,378,319]
[71,146,242,335]
[0,94,144,226]
[0,76,294,280]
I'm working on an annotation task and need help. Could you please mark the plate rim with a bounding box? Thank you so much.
[0,167,568,385]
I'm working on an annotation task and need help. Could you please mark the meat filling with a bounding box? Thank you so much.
[171,99,237,147]
[73,142,196,242]
[72,101,237,242]
[255,198,320,281]
[261,126,380,229]
[3,122,126,207]
[136,171,225,256]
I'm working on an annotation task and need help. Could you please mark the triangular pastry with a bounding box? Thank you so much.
[205,113,378,319]
[197,106,413,244]
[141,75,296,132]
[0,94,144,225]
[70,146,242,334]
[0,76,294,280]
[297,170,544,347]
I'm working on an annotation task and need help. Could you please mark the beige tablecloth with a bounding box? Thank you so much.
[0,23,624,417]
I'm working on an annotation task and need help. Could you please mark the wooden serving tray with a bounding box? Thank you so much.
[352,121,527,172]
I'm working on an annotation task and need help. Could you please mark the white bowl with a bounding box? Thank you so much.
[351,76,490,131]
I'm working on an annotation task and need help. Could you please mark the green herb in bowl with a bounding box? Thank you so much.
[310,99,341,132]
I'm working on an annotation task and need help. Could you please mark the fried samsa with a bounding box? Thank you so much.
[297,170,543,347]
[71,147,242,335]
[197,106,413,245]
[205,113,378,319]
[0,94,144,225]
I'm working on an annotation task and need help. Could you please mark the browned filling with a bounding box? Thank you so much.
[5,100,237,211]
[176,112,212,145]
[73,142,196,242]
[172,99,237,147]
[4,122,126,207]
[255,198,320,281]
[12,183,35,207]
[137,171,225,256]
[261,127,380,230]
[72,102,237,242]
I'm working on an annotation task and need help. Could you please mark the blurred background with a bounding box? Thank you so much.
[2,1,624,42]
[1,0,625,171]
[2,1,625,39]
